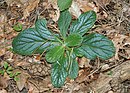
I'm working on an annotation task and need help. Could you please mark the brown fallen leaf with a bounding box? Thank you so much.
[0,11,7,56]
[76,67,91,83]
[14,69,30,91]
[96,0,111,7]
[69,1,81,18]
[0,75,8,90]
[77,0,96,12]
[90,60,130,93]
[28,76,51,93]
[0,89,7,93]
[123,37,130,59]
[78,57,91,68]
[23,0,40,19]
[112,34,127,60]
[48,0,60,22]
[28,82,39,93]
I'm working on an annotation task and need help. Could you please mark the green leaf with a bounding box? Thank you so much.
[0,70,5,75]
[57,0,72,11]
[68,59,79,79]
[45,46,65,63]
[73,49,83,57]
[7,66,13,71]
[70,10,96,36]
[14,77,19,81]
[12,28,56,55]
[76,33,115,60]
[35,19,55,40]
[7,70,12,74]
[9,72,14,78]
[58,10,72,38]
[65,33,83,47]
[13,23,22,31]
[51,57,68,87]
[4,62,8,69]
[66,51,79,79]
[14,72,21,76]
[107,71,113,76]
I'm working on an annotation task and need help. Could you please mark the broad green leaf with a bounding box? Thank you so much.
[66,51,79,79]
[68,59,79,79]
[12,28,55,55]
[51,57,68,87]
[35,19,55,40]
[58,10,72,38]
[70,10,96,36]
[76,33,115,60]
[73,49,83,57]
[35,41,59,54]
[45,46,65,63]
[57,0,72,11]
[65,33,83,47]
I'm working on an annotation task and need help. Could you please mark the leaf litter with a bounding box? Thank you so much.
[0,0,130,92]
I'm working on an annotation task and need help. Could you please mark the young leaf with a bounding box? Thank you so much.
[7,70,12,74]
[35,19,55,40]
[14,72,21,76]
[57,0,72,11]
[7,66,13,71]
[68,59,79,79]
[70,10,96,36]
[12,28,55,55]
[76,33,115,60]
[14,77,19,81]
[4,62,8,69]
[65,33,83,47]
[45,46,65,63]
[13,23,23,31]
[9,72,14,78]
[0,70,5,75]
[58,10,72,38]
[51,58,68,87]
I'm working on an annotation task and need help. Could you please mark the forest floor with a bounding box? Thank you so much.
[0,0,130,93]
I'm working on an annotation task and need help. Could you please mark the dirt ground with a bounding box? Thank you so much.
[0,0,130,93]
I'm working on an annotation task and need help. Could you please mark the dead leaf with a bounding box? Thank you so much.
[78,57,91,68]
[69,1,81,18]
[122,37,130,59]
[120,61,130,81]
[28,76,51,93]
[76,67,91,83]
[28,82,39,93]
[112,34,127,60]
[101,64,110,72]
[14,69,30,91]
[90,60,130,93]
[0,89,7,93]
[48,0,60,22]
[23,0,40,18]
[77,0,96,12]
[96,0,111,6]
[124,37,130,45]
[0,11,7,56]
[0,75,8,90]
